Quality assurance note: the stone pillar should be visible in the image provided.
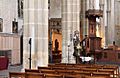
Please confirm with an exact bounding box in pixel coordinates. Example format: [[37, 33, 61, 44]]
[[61, 0, 80, 63], [94, 0, 99, 9], [99, 0, 106, 47], [89, 0, 95, 9], [106, 0, 115, 45], [81, 0, 88, 39], [115, 1, 120, 46], [109, 0, 115, 44], [23, 0, 48, 69]]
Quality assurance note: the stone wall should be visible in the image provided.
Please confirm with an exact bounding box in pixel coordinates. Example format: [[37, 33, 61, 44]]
[[0, 33, 20, 65], [0, 0, 23, 33], [49, 0, 61, 18]]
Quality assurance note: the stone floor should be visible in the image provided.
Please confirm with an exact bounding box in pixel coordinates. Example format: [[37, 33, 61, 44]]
[[0, 65, 23, 78]]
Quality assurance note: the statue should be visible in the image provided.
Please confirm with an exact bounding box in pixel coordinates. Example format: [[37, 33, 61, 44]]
[[12, 18, 18, 33], [73, 30, 82, 63], [54, 39, 59, 52]]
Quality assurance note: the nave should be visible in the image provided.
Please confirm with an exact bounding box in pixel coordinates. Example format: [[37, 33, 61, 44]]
[[8, 63, 119, 78]]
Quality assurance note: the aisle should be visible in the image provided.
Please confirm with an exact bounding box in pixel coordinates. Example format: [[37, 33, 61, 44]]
[[0, 65, 22, 78]]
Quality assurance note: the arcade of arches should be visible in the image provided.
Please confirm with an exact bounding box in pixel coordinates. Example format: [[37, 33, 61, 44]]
[[22, 0, 120, 69], [1, 0, 120, 70]]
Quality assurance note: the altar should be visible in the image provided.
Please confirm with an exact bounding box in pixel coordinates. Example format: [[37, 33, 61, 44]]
[[0, 56, 9, 70], [80, 56, 94, 63]]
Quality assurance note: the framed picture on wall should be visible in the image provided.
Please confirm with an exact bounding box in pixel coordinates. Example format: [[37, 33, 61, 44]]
[[0, 18, 3, 32], [12, 21, 18, 33], [18, 0, 23, 18]]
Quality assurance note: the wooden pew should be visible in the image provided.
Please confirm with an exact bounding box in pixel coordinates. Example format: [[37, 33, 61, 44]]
[[51, 67, 66, 70], [74, 71, 92, 76], [63, 74, 84, 78], [49, 63, 118, 71], [40, 69, 57, 74], [25, 69, 39, 73], [48, 63, 119, 78], [25, 72, 44, 78], [38, 66, 52, 70], [84, 76, 111, 78], [39, 68, 90, 77], [38, 66, 114, 77], [10, 64, 118, 78], [91, 72, 111, 78], [45, 63, 120, 77], [102, 65, 119, 78], [55, 69, 73, 75], [44, 74, 63, 78], [9, 72, 25, 78]]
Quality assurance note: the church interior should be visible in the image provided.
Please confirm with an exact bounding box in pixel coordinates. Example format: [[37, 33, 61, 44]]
[[0, 0, 120, 78]]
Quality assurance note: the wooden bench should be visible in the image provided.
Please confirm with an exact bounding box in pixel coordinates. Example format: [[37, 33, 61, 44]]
[[25, 69, 39, 73], [18, 63, 118, 78], [44, 74, 63, 78], [25, 72, 44, 78], [9, 72, 25, 78], [63, 74, 84, 78], [84, 76, 111, 78], [74, 71, 92, 76], [38, 66, 52, 70], [91, 72, 111, 78], [48, 63, 119, 78], [55, 69, 73, 75], [40, 69, 57, 74], [51, 64, 115, 78]]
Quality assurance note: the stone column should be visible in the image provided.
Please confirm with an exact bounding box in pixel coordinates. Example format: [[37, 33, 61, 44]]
[[106, 0, 115, 45], [61, 0, 80, 63], [89, 0, 95, 9], [109, 0, 115, 44], [23, 0, 48, 69], [115, 1, 120, 46], [81, 0, 88, 39], [99, 0, 106, 47]]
